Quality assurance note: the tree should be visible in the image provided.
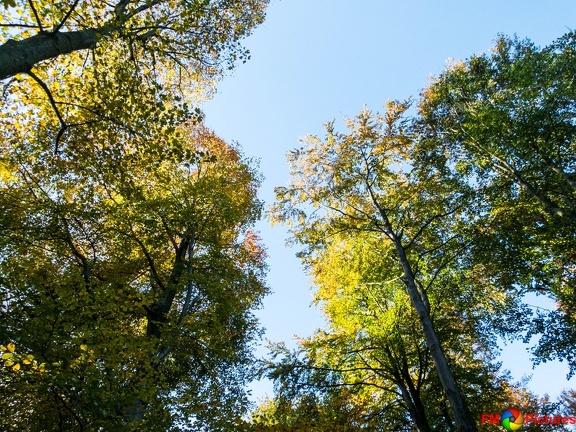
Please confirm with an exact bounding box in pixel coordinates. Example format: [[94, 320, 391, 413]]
[[559, 389, 576, 417], [0, 1, 270, 429], [0, 117, 268, 430], [271, 102, 524, 431], [259, 227, 516, 431], [419, 32, 576, 375], [0, 2, 270, 430], [493, 385, 570, 432], [250, 392, 374, 431], [0, 0, 269, 166], [0, 0, 268, 81]]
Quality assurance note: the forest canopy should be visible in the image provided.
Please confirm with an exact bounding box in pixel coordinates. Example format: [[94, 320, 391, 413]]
[[263, 32, 576, 432], [1, 1, 576, 430]]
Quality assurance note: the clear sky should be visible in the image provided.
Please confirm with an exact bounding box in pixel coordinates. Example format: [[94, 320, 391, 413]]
[[201, 0, 576, 403]]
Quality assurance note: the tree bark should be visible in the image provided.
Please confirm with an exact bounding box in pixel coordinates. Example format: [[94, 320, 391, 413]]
[[0, 28, 106, 80], [385, 345, 432, 432], [392, 233, 478, 432]]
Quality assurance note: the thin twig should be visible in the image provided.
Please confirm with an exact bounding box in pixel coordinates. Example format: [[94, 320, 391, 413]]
[[0, 22, 41, 28], [27, 0, 44, 32], [52, 0, 81, 33]]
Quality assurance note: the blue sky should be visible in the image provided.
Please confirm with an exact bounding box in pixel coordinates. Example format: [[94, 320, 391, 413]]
[[202, 0, 576, 402]]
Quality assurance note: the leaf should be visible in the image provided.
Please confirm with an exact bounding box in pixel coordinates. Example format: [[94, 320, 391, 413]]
[[0, 8, 270, 423], [0, 0, 17, 8], [419, 32, 576, 375], [6, 343, 15, 353]]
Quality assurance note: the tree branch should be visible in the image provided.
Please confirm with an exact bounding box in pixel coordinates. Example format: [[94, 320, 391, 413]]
[[60, 217, 91, 286], [0, 27, 105, 80], [27, 0, 44, 32], [53, 0, 82, 33], [125, 0, 162, 20], [130, 234, 166, 292], [178, 237, 197, 327], [0, 22, 43, 28], [26, 70, 68, 154], [404, 203, 465, 251]]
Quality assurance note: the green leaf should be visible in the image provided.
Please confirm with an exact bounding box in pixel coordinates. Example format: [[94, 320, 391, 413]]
[[0, 0, 17, 8]]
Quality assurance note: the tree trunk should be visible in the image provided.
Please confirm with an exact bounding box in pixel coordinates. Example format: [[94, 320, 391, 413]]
[[0, 28, 106, 80], [391, 234, 478, 432], [368, 178, 477, 431], [385, 345, 432, 432]]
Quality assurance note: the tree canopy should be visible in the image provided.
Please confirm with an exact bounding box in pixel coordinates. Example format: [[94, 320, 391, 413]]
[[0, 0, 269, 163], [0, 118, 268, 430], [263, 32, 576, 431], [0, 1, 272, 430], [0, 0, 268, 81], [3, 1, 576, 429], [419, 32, 576, 375], [269, 102, 527, 431]]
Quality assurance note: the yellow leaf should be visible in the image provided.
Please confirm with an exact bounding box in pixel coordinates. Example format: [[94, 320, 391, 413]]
[[7, 342, 15, 353], [0, 345, 6, 351], [2, 353, 13, 359], [4, 360, 14, 367], [12, 363, 20, 371], [23, 359, 31, 365], [80, 344, 88, 351]]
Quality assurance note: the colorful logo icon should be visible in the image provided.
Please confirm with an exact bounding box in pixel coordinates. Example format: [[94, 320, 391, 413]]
[[501, 407, 524, 431]]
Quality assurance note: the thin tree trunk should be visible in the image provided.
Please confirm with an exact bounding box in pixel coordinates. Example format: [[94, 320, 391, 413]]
[[392, 233, 478, 432], [366, 171, 477, 431], [385, 345, 432, 432]]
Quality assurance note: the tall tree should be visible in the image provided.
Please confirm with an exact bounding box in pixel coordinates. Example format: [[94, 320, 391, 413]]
[[0, 1, 270, 430], [271, 102, 521, 431], [259, 231, 515, 431], [0, 115, 268, 430], [419, 32, 576, 375]]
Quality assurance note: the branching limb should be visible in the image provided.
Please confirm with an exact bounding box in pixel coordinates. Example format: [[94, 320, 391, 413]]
[[49, 387, 86, 430], [130, 234, 166, 293], [404, 203, 465, 251], [53, 0, 81, 33], [178, 236, 197, 327], [159, 215, 179, 253], [0, 22, 41, 28], [114, 0, 132, 22], [60, 217, 91, 284], [125, 0, 162, 20], [26, 70, 68, 154]]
